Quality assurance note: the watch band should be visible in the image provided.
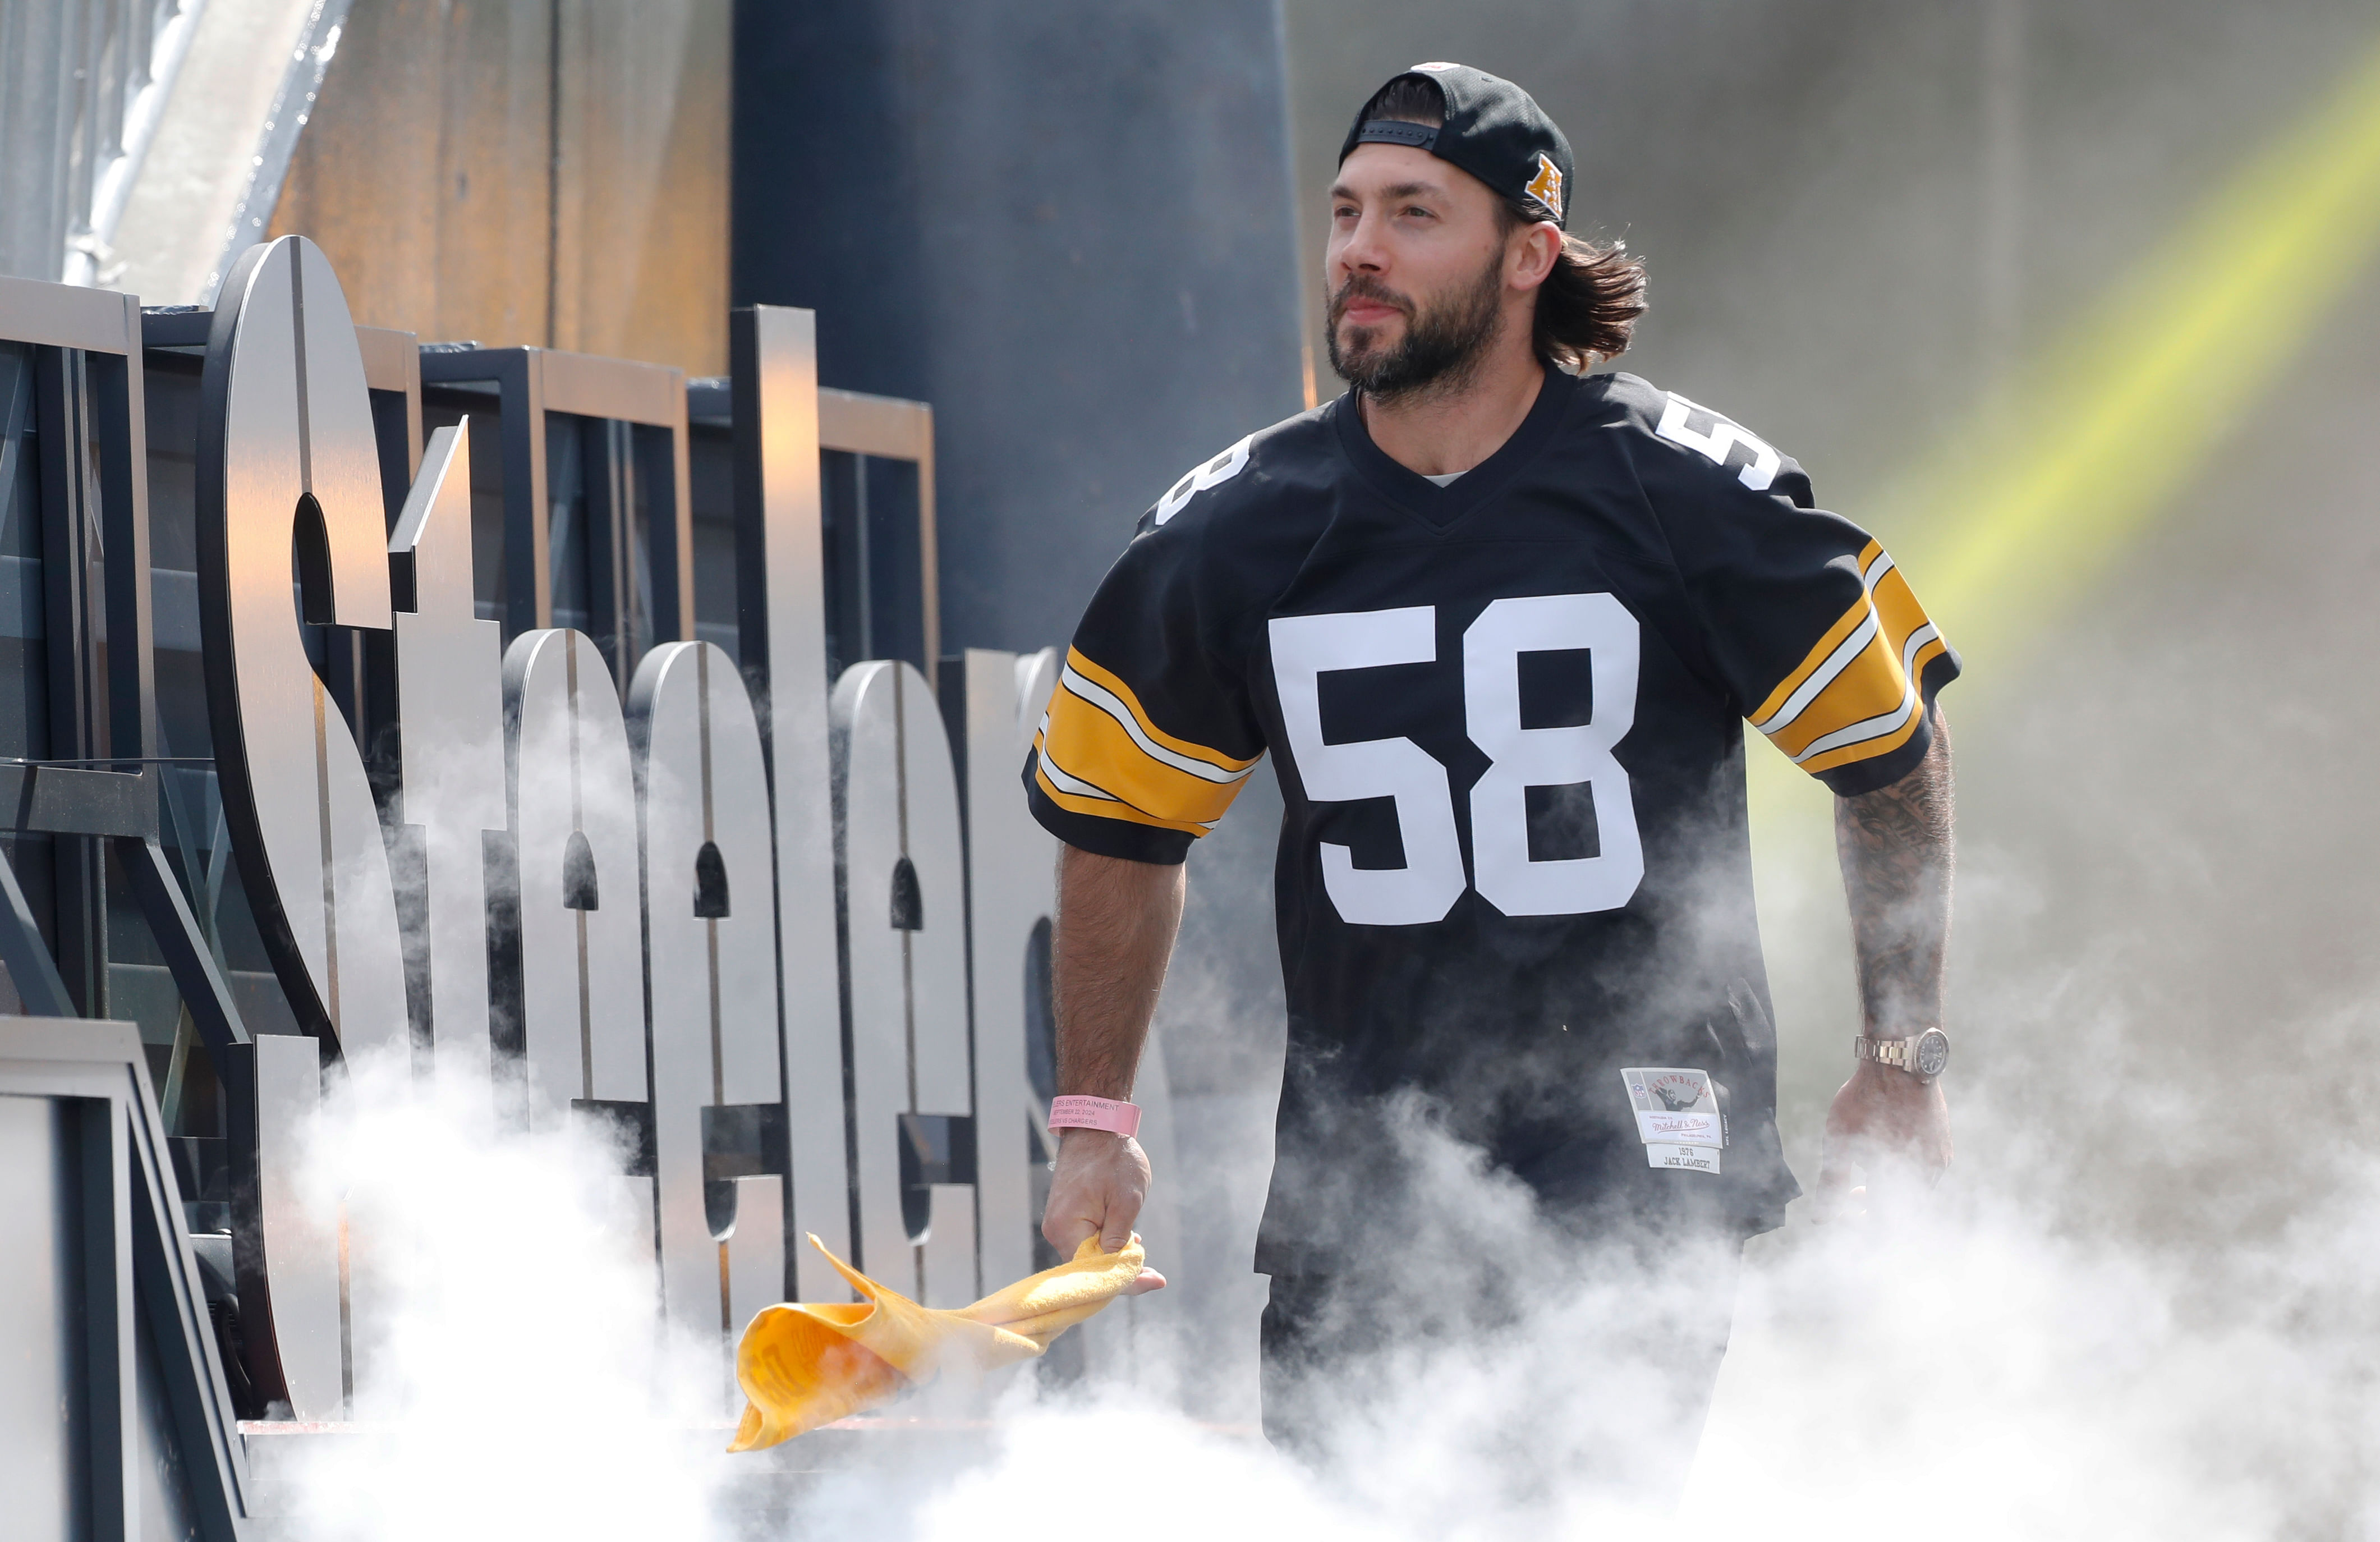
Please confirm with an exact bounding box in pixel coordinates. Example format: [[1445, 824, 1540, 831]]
[[1856, 1029, 1947, 1077], [1048, 1095, 1142, 1137]]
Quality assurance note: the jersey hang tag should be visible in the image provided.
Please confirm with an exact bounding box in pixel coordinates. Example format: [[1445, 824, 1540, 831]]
[[1620, 1067, 1724, 1174]]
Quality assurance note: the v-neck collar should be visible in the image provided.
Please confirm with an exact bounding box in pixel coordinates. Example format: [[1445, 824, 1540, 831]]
[[1331, 366, 1581, 531]]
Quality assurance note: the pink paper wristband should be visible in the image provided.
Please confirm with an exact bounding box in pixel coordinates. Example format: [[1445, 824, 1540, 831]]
[[1048, 1095, 1141, 1137]]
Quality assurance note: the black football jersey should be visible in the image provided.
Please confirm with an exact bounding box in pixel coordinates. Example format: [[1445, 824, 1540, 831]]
[[1024, 368, 1958, 1268]]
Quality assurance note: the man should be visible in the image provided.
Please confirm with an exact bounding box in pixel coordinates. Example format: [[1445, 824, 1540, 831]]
[[1024, 63, 1955, 1475]]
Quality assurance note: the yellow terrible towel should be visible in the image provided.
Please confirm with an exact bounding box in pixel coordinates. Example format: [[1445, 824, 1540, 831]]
[[729, 1232, 1148, 1451]]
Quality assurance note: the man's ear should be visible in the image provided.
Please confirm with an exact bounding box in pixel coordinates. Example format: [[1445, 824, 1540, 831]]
[[1510, 221, 1564, 292]]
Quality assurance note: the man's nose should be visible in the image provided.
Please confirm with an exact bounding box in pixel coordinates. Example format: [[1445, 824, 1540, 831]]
[[1336, 207, 1391, 274]]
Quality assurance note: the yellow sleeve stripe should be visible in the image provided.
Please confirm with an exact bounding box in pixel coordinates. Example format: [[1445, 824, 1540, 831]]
[[1748, 541, 1887, 727], [1798, 634, 1949, 775], [1031, 650, 1258, 834], [1036, 693, 1250, 828], [1062, 650, 1261, 775], [1033, 731, 1219, 838], [1037, 651, 1266, 837], [1752, 545, 1948, 774]]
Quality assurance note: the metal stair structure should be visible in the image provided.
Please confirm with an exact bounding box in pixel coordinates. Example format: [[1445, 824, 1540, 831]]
[[0, 0, 352, 301]]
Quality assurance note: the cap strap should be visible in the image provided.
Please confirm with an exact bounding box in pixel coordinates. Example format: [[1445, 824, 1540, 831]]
[[1353, 119, 1439, 152]]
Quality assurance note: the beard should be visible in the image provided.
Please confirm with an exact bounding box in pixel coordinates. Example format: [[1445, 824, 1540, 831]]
[[1326, 250, 1506, 402]]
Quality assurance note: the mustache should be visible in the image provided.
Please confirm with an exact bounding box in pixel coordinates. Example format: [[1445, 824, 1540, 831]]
[[1329, 274, 1413, 327]]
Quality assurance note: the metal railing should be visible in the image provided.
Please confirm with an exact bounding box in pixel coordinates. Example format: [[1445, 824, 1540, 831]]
[[0, 0, 206, 284]]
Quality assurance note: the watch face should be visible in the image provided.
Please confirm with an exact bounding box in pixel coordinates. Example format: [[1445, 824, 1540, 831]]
[[1914, 1029, 1950, 1078]]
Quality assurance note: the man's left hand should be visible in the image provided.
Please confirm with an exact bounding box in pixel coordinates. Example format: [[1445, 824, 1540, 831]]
[[1816, 1059, 1950, 1219]]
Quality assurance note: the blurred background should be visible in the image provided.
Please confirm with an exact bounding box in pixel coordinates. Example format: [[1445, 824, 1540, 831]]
[[7, 0, 2380, 1445]]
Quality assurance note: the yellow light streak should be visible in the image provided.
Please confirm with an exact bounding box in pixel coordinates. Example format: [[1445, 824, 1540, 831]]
[[1900, 32, 2380, 664], [1753, 32, 2380, 834], [1743, 36, 2380, 1116]]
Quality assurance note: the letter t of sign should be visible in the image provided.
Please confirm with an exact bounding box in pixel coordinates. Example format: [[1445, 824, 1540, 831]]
[[389, 420, 507, 1107]]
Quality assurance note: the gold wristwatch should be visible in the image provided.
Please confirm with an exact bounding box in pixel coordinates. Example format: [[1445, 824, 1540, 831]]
[[1855, 1028, 1950, 1081]]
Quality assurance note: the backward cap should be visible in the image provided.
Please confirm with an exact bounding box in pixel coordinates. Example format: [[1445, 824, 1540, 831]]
[[1339, 62, 1574, 227]]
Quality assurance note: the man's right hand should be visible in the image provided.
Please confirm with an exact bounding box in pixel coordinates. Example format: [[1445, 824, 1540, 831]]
[[1041, 845, 1180, 1293], [1042, 1127, 1159, 1271]]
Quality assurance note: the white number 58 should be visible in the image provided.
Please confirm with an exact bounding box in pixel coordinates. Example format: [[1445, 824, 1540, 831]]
[[1269, 595, 1644, 926]]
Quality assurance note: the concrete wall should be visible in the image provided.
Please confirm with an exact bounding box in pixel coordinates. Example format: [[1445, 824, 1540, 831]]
[[269, 0, 732, 373], [732, 0, 1309, 659]]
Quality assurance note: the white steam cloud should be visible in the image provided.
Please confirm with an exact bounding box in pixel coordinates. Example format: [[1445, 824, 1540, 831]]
[[259, 979, 2380, 1542], [270, 1052, 726, 1541]]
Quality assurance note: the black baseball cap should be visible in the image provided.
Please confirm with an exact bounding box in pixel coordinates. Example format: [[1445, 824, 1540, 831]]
[[1338, 63, 1574, 228]]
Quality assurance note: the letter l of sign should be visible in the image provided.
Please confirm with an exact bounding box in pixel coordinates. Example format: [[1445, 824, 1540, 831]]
[[731, 306, 850, 1296]]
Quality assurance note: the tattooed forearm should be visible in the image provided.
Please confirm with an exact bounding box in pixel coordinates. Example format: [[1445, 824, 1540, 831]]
[[1834, 708, 1955, 1035]]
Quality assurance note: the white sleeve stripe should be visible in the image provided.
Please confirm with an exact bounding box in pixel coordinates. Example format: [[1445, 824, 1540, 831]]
[[1900, 622, 1941, 678], [1036, 746, 1122, 802], [1038, 745, 1221, 832], [1783, 623, 1943, 766], [1750, 551, 1902, 737], [1791, 686, 1917, 764], [1752, 609, 1878, 735], [1058, 665, 1255, 784]]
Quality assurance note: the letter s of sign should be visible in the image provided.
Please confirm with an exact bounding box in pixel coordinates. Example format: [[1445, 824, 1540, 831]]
[[195, 236, 408, 1058]]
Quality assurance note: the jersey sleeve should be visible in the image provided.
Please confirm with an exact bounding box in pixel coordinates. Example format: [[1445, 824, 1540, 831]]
[[1641, 393, 1960, 797], [1023, 514, 1266, 864]]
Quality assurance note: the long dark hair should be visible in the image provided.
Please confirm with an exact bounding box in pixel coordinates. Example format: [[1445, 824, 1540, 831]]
[[1358, 76, 1647, 369], [1501, 201, 1647, 369]]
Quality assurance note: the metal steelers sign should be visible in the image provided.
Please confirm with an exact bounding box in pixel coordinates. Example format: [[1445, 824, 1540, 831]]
[[1, 233, 1168, 1428]]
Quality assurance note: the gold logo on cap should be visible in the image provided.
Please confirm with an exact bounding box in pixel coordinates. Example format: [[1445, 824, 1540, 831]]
[[1526, 153, 1564, 218]]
